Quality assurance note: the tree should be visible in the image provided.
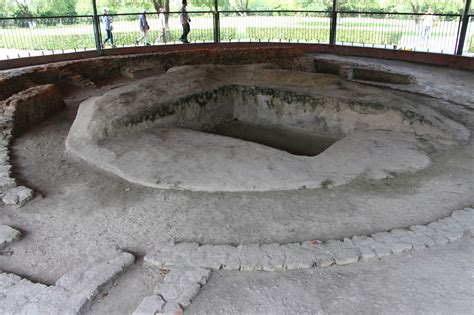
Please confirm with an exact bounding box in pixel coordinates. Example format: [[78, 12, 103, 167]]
[[0, 0, 14, 17], [36, 0, 78, 16], [382, 0, 464, 14], [12, 0, 34, 17], [297, 0, 331, 11], [152, 0, 169, 12], [231, 0, 250, 11], [192, 0, 215, 10]]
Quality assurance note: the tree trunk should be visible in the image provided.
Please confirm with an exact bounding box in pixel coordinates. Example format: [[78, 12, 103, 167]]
[[411, 3, 421, 24], [152, 0, 170, 26], [152, 0, 162, 12]]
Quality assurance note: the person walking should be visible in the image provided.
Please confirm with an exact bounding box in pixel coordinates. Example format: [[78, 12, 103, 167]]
[[136, 10, 150, 46], [422, 8, 435, 44], [158, 7, 167, 43], [102, 8, 116, 48], [179, 1, 191, 44]]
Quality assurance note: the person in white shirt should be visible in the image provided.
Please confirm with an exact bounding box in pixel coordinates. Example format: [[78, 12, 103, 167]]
[[422, 8, 435, 42], [158, 7, 167, 43]]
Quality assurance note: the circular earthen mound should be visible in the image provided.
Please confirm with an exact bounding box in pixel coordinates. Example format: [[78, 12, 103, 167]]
[[66, 64, 470, 192]]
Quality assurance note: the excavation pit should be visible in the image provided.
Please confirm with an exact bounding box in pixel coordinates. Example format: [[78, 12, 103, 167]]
[[66, 64, 470, 192], [1, 45, 474, 315], [206, 120, 338, 157]]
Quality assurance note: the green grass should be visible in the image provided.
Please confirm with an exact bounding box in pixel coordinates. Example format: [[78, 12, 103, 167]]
[[0, 27, 237, 50], [337, 29, 403, 45], [246, 27, 329, 42], [114, 28, 216, 45], [302, 21, 396, 28], [0, 32, 96, 50], [0, 23, 455, 50], [246, 27, 403, 45], [116, 27, 238, 44], [298, 21, 329, 27], [469, 36, 474, 53]]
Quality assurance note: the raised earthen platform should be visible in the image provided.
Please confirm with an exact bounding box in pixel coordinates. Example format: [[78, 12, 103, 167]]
[[0, 46, 473, 314]]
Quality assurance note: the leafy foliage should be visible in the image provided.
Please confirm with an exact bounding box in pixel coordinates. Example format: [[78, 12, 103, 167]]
[[0, 0, 467, 18], [337, 28, 403, 44], [246, 27, 329, 42]]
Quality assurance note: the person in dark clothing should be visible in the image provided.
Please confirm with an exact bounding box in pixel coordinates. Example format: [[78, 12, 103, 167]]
[[179, 1, 191, 43], [136, 10, 150, 45], [102, 8, 116, 48]]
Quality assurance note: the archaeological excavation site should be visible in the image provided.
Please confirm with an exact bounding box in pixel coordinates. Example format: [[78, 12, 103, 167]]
[[0, 45, 473, 314]]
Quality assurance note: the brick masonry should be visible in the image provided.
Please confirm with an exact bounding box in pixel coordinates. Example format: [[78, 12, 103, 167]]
[[0, 84, 65, 206]]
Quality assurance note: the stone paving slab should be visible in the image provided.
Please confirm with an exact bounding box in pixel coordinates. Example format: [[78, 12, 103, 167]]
[[132, 294, 165, 315], [139, 208, 474, 313], [0, 224, 21, 249], [134, 265, 211, 314], [1, 186, 34, 207], [145, 208, 474, 272], [0, 251, 134, 314]]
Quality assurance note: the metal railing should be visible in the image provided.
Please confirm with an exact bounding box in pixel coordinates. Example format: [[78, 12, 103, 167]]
[[336, 12, 463, 54], [97, 12, 215, 47], [218, 11, 331, 43], [0, 15, 96, 56], [463, 15, 474, 54], [1, 10, 473, 60]]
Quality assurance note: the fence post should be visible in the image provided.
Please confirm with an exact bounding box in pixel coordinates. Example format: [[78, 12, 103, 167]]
[[213, 0, 220, 43], [91, 0, 102, 50], [329, 0, 338, 45], [456, 0, 471, 55]]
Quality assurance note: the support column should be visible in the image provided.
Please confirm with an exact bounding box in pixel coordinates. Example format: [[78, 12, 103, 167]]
[[456, 0, 472, 55], [213, 0, 220, 43], [329, 0, 338, 45], [92, 0, 102, 49]]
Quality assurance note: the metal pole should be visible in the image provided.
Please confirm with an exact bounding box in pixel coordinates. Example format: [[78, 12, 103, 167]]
[[329, 0, 337, 45], [456, 0, 471, 55], [213, 0, 220, 43], [92, 0, 101, 49]]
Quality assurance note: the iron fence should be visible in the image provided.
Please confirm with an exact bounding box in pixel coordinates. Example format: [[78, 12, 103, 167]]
[[218, 11, 331, 43], [97, 12, 215, 47], [0, 15, 96, 56], [466, 15, 474, 53], [0, 10, 473, 60], [336, 12, 462, 54]]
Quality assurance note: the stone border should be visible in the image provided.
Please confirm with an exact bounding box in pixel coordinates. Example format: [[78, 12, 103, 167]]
[[133, 265, 211, 315], [138, 208, 474, 314], [307, 56, 416, 85], [0, 84, 65, 207], [0, 47, 301, 102], [0, 251, 134, 314], [301, 55, 416, 84], [0, 224, 21, 250], [0, 47, 418, 104]]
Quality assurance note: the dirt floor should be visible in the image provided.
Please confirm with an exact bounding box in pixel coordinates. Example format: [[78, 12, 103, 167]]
[[0, 55, 473, 314]]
